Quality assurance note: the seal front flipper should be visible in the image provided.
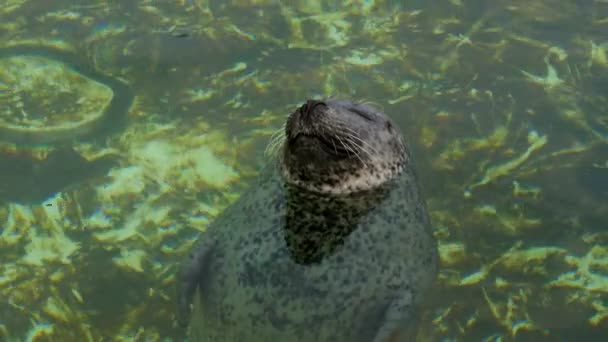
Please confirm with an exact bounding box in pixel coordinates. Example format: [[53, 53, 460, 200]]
[[372, 295, 416, 342], [176, 236, 214, 327]]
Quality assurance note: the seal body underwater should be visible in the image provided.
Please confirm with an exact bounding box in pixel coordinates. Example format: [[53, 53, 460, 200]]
[[177, 99, 438, 342]]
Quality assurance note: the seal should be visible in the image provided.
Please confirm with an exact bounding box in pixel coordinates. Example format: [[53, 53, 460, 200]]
[[176, 99, 438, 342]]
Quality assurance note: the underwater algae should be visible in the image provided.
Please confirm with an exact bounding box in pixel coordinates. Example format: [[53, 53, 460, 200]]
[[0, 0, 607, 341]]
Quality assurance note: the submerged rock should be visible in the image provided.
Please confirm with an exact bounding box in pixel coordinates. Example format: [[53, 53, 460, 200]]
[[0, 45, 133, 145]]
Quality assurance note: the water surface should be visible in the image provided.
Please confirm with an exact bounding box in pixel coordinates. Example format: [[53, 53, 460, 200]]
[[0, 1, 607, 341]]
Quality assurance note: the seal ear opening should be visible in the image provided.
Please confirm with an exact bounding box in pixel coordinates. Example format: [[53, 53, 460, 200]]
[[386, 121, 394, 133]]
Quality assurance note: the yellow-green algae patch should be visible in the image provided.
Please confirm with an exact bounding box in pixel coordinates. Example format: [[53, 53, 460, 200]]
[[97, 166, 147, 201], [471, 131, 548, 190], [22, 230, 80, 266], [438, 242, 468, 267], [113, 248, 148, 273], [550, 245, 608, 294], [590, 41, 608, 68], [43, 294, 78, 324], [1, 204, 36, 246], [92, 202, 171, 244], [131, 139, 238, 190]]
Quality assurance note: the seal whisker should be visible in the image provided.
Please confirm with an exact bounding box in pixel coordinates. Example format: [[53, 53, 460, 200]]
[[339, 127, 379, 155], [345, 138, 368, 161], [333, 134, 352, 157], [346, 133, 379, 156], [345, 134, 375, 158], [264, 138, 282, 157], [338, 132, 364, 152], [265, 124, 286, 157], [342, 135, 372, 160], [335, 134, 364, 164], [268, 126, 284, 145], [323, 128, 349, 157], [325, 129, 339, 155]]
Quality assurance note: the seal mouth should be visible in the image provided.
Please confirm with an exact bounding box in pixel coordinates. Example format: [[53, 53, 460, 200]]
[[290, 133, 351, 158]]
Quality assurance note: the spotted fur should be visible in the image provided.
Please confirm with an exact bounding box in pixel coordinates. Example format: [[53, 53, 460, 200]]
[[177, 99, 438, 342]]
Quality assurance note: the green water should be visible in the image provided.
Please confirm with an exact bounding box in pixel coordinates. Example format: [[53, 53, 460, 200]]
[[0, 1, 607, 341]]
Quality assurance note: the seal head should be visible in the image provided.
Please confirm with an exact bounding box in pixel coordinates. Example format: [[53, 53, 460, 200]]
[[281, 99, 407, 194]]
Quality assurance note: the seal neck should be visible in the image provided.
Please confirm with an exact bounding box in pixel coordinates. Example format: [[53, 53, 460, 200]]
[[280, 180, 393, 265]]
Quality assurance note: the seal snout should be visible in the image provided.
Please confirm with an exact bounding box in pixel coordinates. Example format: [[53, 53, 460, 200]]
[[287, 99, 328, 139], [299, 99, 327, 118]]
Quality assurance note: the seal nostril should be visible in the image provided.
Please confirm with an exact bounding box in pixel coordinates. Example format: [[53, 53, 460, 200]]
[[300, 100, 327, 117]]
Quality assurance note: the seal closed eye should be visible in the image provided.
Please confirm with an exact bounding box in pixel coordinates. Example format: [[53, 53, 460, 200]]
[[177, 98, 438, 342]]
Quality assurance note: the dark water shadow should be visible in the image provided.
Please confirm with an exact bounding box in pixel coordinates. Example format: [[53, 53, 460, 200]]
[[0, 147, 118, 204]]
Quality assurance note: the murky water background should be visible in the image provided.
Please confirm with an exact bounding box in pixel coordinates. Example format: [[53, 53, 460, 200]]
[[0, 1, 607, 341]]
